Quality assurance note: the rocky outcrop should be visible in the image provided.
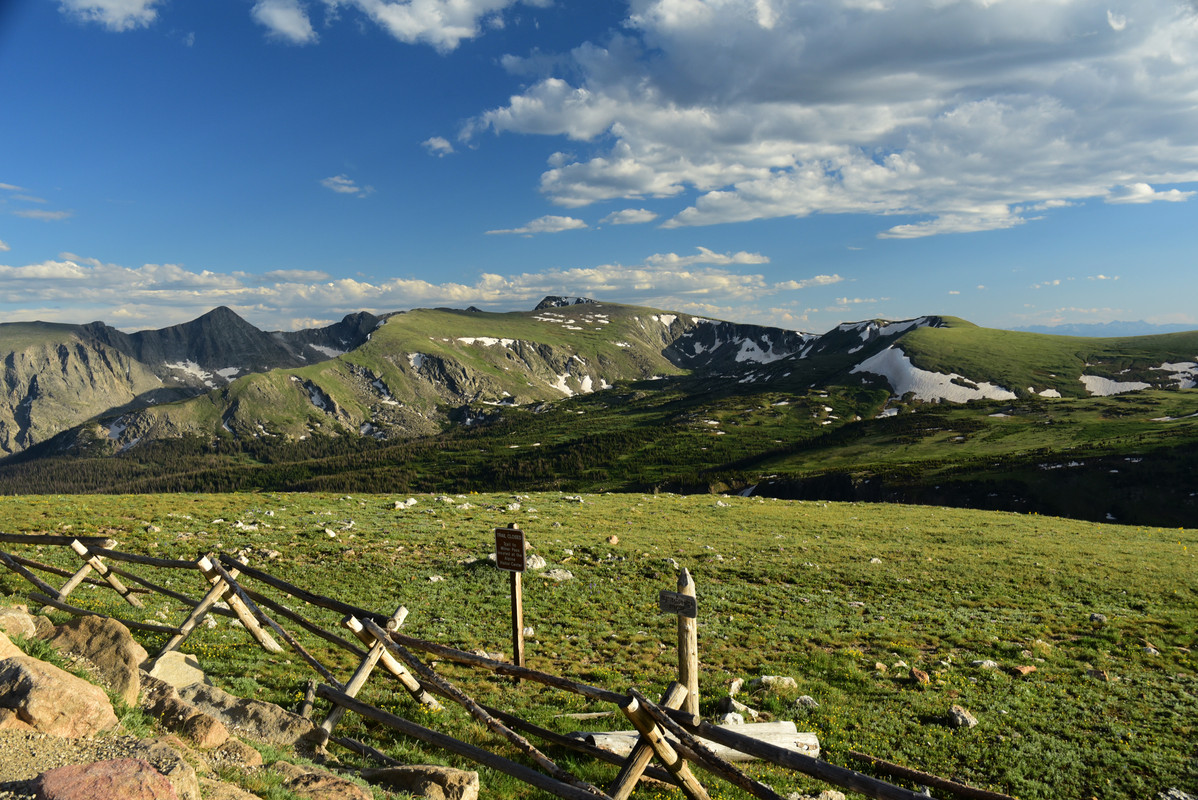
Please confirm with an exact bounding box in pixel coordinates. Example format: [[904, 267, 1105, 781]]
[[32, 757, 179, 800], [42, 615, 148, 707], [273, 760, 373, 800], [179, 683, 319, 747], [0, 656, 119, 737], [363, 765, 481, 800]]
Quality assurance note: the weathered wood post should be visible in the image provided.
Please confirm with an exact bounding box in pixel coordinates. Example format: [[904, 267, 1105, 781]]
[[660, 568, 700, 715], [493, 522, 526, 678]]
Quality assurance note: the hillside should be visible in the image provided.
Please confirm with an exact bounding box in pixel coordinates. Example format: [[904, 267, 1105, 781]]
[[2, 301, 1196, 526]]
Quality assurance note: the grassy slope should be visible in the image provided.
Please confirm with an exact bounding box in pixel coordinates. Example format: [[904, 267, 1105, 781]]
[[0, 492, 1193, 799], [901, 319, 1198, 397]]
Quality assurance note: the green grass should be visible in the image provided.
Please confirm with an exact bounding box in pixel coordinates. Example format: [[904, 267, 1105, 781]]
[[1, 492, 1194, 799]]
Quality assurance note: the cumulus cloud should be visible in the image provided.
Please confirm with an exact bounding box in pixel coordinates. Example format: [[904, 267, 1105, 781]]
[[59, 0, 161, 31], [320, 174, 374, 197], [323, 0, 548, 52], [486, 215, 588, 235], [0, 240, 9, 252], [466, 0, 1198, 237], [774, 274, 843, 291], [1106, 183, 1196, 204], [0, 249, 833, 331], [252, 0, 318, 44], [422, 136, 455, 157], [601, 208, 658, 225]]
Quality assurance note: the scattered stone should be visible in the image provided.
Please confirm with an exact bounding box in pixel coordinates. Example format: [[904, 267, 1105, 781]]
[[0, 656, 118, 738], [203, 738, 263, 770], [748, 675, 797, 693], [539, 569, 574, 581], [148, 651, 209, 690], [1086, 668, 1113, 682], [869, 557, 882, 564], [874, 662, 888, 673], [362, 765, 480, 800], [525, 554, 547, 570], [787, 791, 845, 800], [0, 606, 37, 639], [1144, 646, 1160, 655], [795, 695, 820, 709], [1011, 665, 1037, 677], [971, 659, 998, 670], [606, 535, 619, 545], [910, 668, 931, 685], [139, 674, 229, 749], [43, 616, 148, 707], [715, 695, 760, 721], [32, 758, 178, 800], [428, 575, 445, 582], [717, 712, 745, 725], [198, 777, 262, 800], [179, 683, 318, 747], [522, 626, 535, 638], [1090, 613, 1108, 624], [1158, 790, 1197, 800], [272, 760, 372, 800], [947, 705, 978, 729], [847, 601, 865, 608], [728, 678, 744, 697]]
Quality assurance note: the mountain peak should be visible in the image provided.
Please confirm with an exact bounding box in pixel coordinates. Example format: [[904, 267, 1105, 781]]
[[535, 296, 596, 311]]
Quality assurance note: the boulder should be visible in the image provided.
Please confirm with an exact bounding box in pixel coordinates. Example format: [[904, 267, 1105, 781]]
[[715, 695, 759, 721], [948, 704, 978, 729], [32, 758, 178, 800], [179, 683, 318, 747], [0, 656, 118, 737], [139, 674, 228, 749], [204, 738, 263, 770], [198, 777, 263, 800], [273, 761, 373, 800], [148, 651, 209, 689], [748, 675, 797, 693], [362, 765, 481, 800], [42, 616, 147, 707], [0, 605, 37, 639], [0, 630, 24, 660], [128, 738, 201, 800]]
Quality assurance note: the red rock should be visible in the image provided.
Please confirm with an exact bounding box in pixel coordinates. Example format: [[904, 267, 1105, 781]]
[[33, 758, 178, 800]]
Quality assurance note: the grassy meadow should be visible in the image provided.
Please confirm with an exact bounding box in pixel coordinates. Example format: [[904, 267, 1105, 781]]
[[0, 491, 1194, 799]]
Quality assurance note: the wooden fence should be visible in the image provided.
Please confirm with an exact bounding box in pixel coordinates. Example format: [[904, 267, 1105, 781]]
[[0, 531, 1010, 800]]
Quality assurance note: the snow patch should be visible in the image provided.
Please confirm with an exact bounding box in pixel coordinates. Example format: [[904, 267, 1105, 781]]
[[653, 314, 677, 327], [1080, 375, 1151, 396], [1153, 361, 1198, 389], [309, 345, 345, 359], [851, 346, 1017, 402], [734, 337, 788, 364], [458, 337, 515, 348], [408, 353, 427, 370], [216, 367, 241, 380]]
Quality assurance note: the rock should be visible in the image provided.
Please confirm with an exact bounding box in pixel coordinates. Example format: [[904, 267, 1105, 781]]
[[1159, 790, 1198, 800], [32, 758, 178, 800], [525, 554, 547, 570], [1011, 665, 1037, 677], [971, 659, 998, 669], [31, 615, 56, 639], [948, 705, 978, 729], [273, 761, 372, 800], [129, 739, 200, 800], [0, 630, 24, 660], [1090, 613, 1108, 624], [873, 662, 888, 673], [362, 765, 481, 800], [148, 651, 210, 690], [204, 738, 264, 770], [0, 706, 36, 731], [795, 695, 820, 709], [910, 668, 931, 685], [728, 678, 744, 697], [539, 568, 574, 581], [715, 695, 760, 721], [869, 557, 883, 564], [0, 606, 37, 639], [717, 712, 745, 725], [606, 535, 619, 545], [1144, 646, 1160, 655], [43, 616, 147, 707], [787, 792, 846, 800], [0, 656, 118, 738], [748, 675, 797, 693], [179, 683, 318, 747], [141, 673, 228, 748], [1086, 668, 1112, 682], [198, 777, 262, 800]]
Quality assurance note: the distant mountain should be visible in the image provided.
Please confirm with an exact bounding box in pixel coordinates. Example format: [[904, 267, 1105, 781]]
[[3, 300, 1197, 464], [1010, 321, 1196, 337]]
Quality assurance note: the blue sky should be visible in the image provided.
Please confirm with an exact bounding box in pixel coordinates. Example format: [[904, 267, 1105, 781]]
[[1, 0, 1195, 334]]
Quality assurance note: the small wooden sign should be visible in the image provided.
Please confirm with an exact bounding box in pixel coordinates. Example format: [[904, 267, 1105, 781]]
[[494, 526, 526, 572], [658, 589, 697, 618]]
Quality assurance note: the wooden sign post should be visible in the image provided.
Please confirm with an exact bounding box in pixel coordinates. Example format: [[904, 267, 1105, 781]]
[[659, 568, 699, 715], [494, 524, 526, 677]]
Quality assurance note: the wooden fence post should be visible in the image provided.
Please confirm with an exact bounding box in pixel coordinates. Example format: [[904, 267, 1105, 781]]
[[678, 568, 699, 716]]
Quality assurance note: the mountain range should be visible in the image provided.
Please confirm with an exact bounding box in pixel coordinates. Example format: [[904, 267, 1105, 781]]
[[2, 298, 1196, 525]]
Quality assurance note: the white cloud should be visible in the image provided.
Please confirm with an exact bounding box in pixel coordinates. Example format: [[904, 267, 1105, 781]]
[[466, 0, 1198, 237], [0, 250, 825, 331], [323, 0, 543, 52], [252, 0, 318, 44], [13, 209, 73, 221], [1032, 279, 1063, 289], [1106, 182, 1196, 204], [948, 290, 960, 295], [422, 136, 455, 157], [486, 215, 588, 235], [0, 240, 9, 252], [0, 183, 25, 192], [775, 274, 843, 291], [320, 174, 374, 197], [1088, 274, 1120, 281], [644, 246, 767, 267], [600, 208, 658, 225], [59, 0, 160, 31]]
